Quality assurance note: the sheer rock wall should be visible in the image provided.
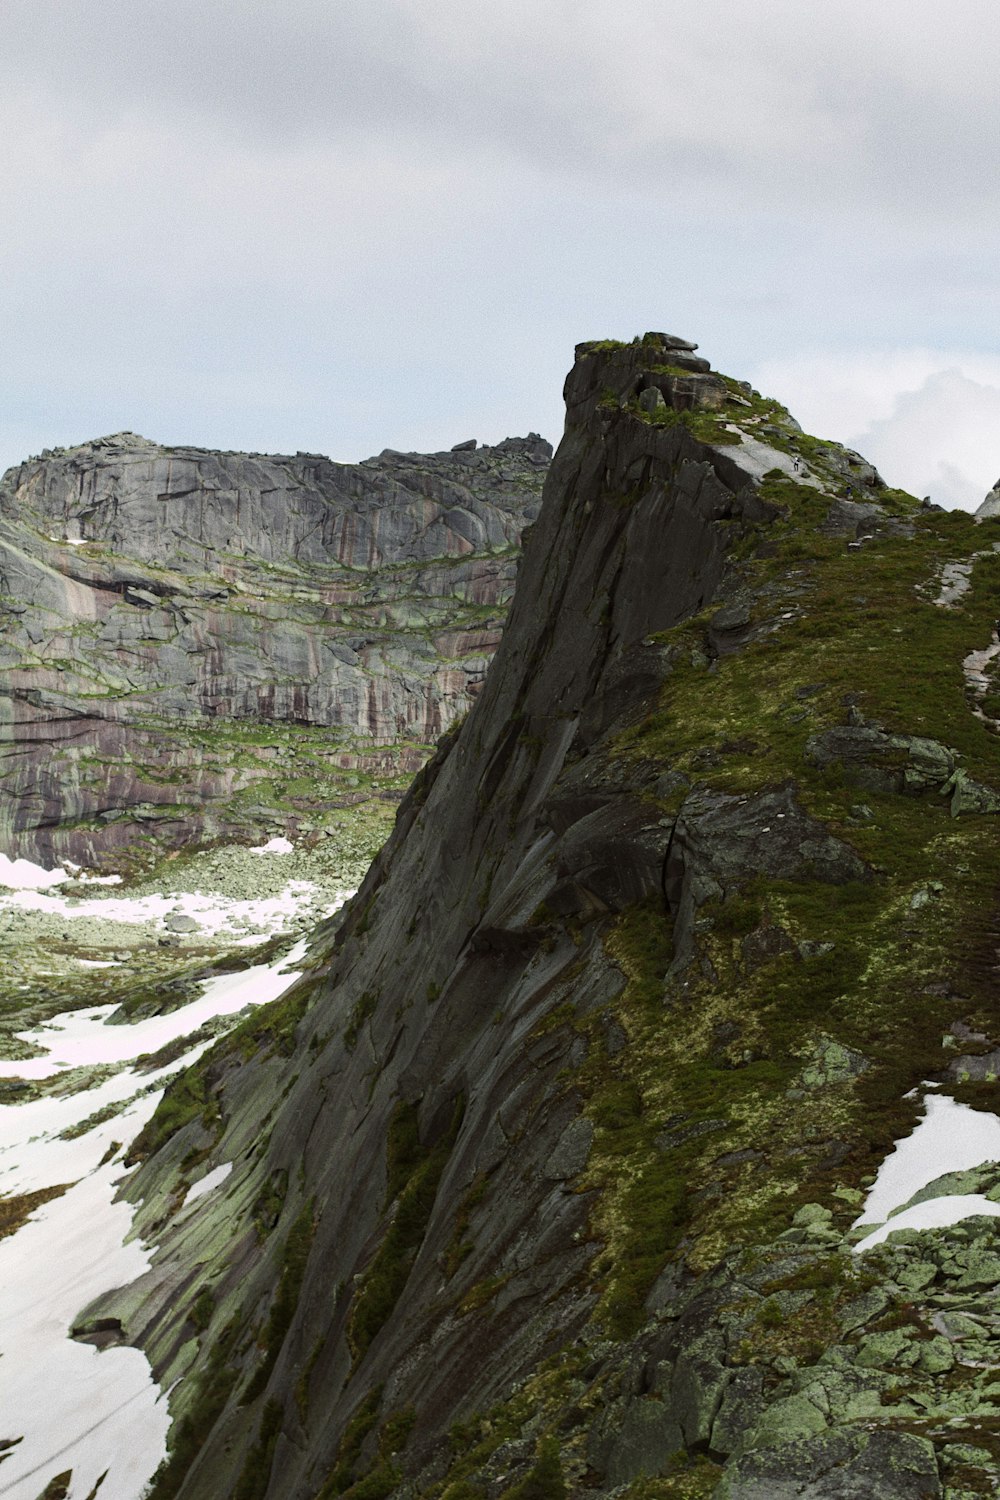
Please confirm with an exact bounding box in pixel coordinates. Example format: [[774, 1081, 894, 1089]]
[[0, 432, 550, 864]]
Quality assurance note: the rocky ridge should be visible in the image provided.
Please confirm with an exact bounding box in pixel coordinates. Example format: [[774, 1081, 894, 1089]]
[[0, 430, 549, 867], [81, 335, 1000, 1498]]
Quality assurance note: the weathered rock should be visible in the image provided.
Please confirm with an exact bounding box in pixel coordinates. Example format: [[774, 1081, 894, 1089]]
[[717, 1428, 942, 1499], [975, 479, 1000, 521], [667, 782, 869, 968], [0, 432, 550, 862], [165, 914, 199, 934], [543, 1118, 594, 1180], [799, 1038, 871, 1089], [805, 725, 1000, 817], [597, 1396, 684, 1486], [84, 337, 996, 1500]]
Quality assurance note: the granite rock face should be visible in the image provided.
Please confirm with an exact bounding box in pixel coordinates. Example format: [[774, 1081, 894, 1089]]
[[975, 478, 1000, 520], [89, 337, 1000, 1499], [0, 430, 549, 864]]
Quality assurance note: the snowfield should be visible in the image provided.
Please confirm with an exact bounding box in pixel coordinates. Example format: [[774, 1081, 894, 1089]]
[[0, 844, 348, 1500]]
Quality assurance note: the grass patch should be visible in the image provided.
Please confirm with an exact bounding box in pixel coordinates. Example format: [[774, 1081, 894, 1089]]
[[0, 1183, 72, 1240], [125, 1062, 216, 1165]]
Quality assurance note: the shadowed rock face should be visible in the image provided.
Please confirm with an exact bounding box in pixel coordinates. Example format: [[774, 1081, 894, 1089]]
[[88, 339, 1000, 1498], [0, 431, 549, 864]]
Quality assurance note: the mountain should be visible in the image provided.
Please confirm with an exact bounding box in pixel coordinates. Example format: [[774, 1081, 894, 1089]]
[[0, 431, 549, 868], [86, 335, 1000, 1498]]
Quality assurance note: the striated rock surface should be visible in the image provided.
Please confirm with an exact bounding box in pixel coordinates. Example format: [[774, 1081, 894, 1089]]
[[84, 337, 1000, 1498], [0, 431, 549, 865]]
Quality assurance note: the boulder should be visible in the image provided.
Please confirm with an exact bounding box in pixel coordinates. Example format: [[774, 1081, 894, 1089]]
[[717, 1427, 942, 1499]]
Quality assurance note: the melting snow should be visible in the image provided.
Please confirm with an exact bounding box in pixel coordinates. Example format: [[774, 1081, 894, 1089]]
[[0, 939, 308, 1079], [0, 882, 322, 939], [854, 1194, 1000, 1252], [0, 1118, 169, 1500], [250, 836, 295, 855], [853, 1093, 1000, 1256]]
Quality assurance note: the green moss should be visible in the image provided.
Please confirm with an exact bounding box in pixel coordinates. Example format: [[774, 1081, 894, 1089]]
[[443, 1171, 491, 1278], [384, 1099, 424, 1202], [125, 1062, 216, 1165], [345, 989, 379, 1051], [347, 1095, 465, 1363], [252, 1169, 288, 1242], [565, 454, 1000, 1317], [458, 1273, 511, 1315], [316, 1394, 415, 1500], [146, 1317, 241, 1499], [498, 1437, 566, 1500], [335, 1467, 399, 1500], [317, 1385, 384, 1498], [190, 1286, 215, 1333], [242, 1199, 316, 1403], [225, 975, 318, 1061], [619, 1455, 723, 1498], [234, 1398, 283, 1500], [631, 400, 741, 446]]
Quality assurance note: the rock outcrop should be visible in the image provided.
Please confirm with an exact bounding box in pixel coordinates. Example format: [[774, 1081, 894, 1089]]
[[86, 336, 1000, 1498], [0, 431, 549, 865], [976, 477, 1000, 520]]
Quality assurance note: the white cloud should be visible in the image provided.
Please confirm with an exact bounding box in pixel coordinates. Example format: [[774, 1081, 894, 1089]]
[[749, 352, 1000, 511], [0, 2, 999, 474], [855, 369, 1000, 510]]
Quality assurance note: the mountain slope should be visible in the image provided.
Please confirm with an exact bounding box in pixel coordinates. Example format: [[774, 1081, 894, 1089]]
[[0, 431, 549, 867], [97, 335, 1000, 1499]]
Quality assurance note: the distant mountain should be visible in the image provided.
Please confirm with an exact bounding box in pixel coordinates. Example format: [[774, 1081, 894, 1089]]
[[0, 431, 549, 866], [86, 336, 1000, 1498]]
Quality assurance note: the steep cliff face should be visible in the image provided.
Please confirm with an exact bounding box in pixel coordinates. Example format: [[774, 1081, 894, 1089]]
[[100, 336, 1000, 1499], [0, 431, 549, 866]]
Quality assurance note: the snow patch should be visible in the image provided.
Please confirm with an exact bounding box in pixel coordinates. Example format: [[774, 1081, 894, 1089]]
[[0, 1089, 170, 1499], [854, 1093, 1000, 1229], [854, 1194, 1000, 1252], [0, 854, 69, 891], [250, 836, 294, 855], [0, 880, 323, 939], [0, 940, 309, 1495], [184, 1161, 233, 1207], [0, 945, 307, 1079]]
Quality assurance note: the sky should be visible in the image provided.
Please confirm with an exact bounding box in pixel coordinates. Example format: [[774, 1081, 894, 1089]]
[[1, 1, 998, 509]]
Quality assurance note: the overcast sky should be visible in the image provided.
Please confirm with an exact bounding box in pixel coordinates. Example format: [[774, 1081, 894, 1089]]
[[2, 1, 998, 507]]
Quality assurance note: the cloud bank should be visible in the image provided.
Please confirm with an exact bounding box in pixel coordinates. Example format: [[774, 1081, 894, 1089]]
[[0, 2, 997, 489]]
